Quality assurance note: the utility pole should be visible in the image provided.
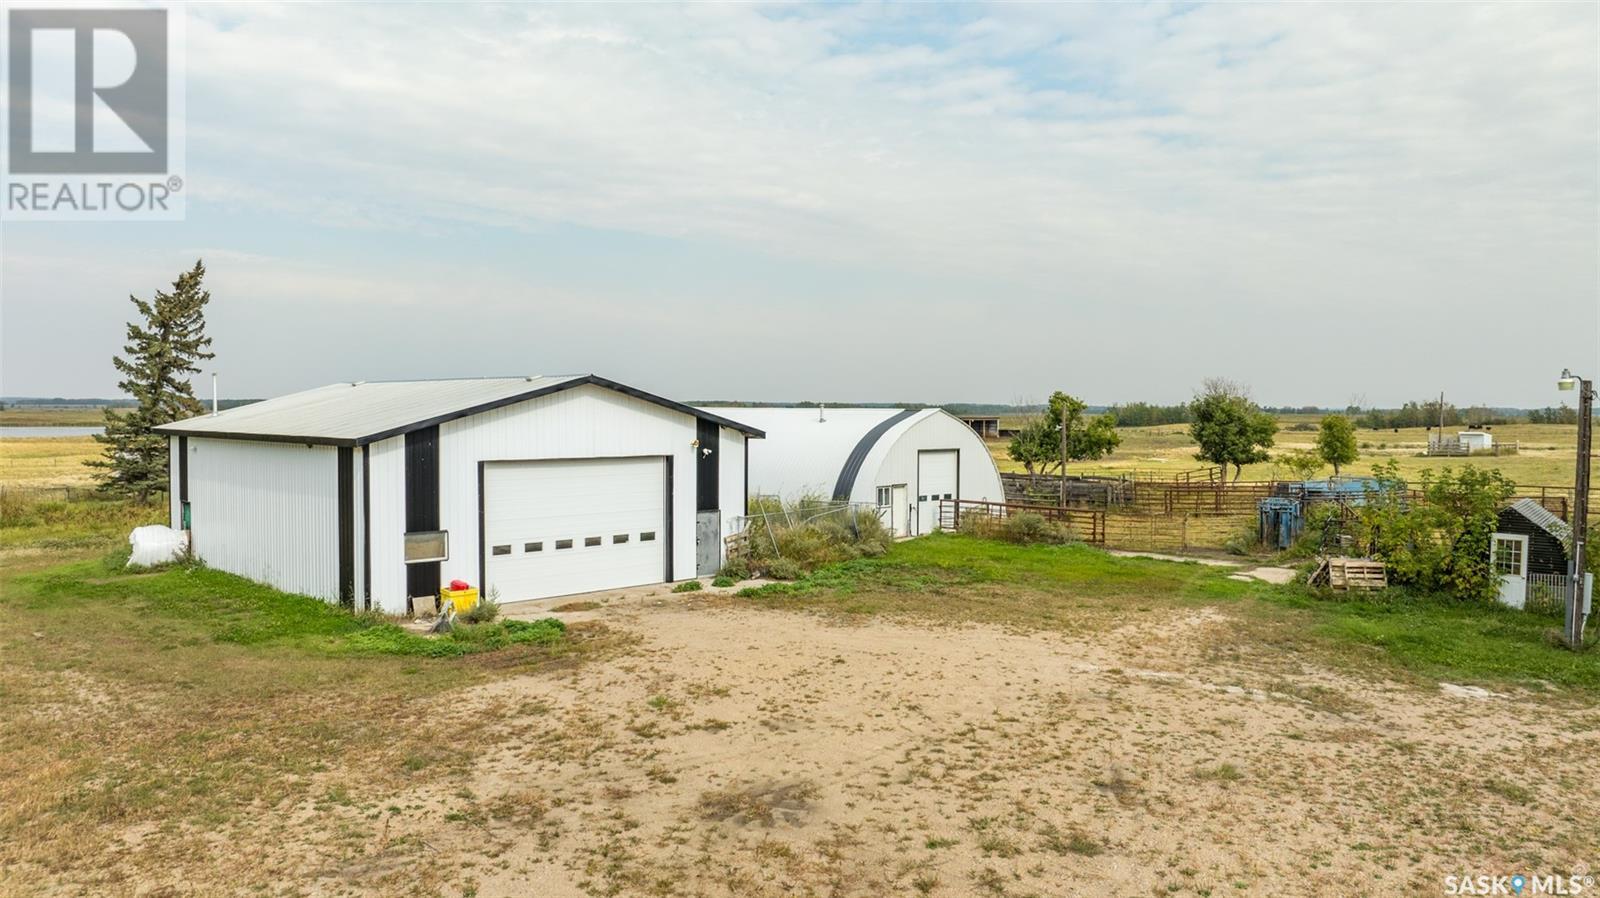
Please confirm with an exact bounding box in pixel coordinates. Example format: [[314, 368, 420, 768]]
[[1559, 370, 1593, 649], [1059, 398, 1069, 509]]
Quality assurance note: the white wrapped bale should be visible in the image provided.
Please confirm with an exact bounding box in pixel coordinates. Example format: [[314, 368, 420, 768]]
[[128, 525, 189, 568]]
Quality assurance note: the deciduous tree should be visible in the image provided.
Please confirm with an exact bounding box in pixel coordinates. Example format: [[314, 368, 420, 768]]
[[1187, 378, 1277, 481], [1314, 414, 1359, 476], [1006, 392, 1121, 485]]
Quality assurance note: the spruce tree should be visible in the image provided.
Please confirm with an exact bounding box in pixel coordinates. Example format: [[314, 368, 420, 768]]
[[89, 260, 215, 500]]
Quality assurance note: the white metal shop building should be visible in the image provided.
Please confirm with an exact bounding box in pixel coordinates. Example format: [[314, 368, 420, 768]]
[[696, 406, 1004, 537], [155, 376, 762, 613]]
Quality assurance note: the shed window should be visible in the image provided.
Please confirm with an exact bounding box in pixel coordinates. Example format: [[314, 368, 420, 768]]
[[404, 530, 449, 563], [525, 542, 543, 553], [555, 539, 573, 550], [585, 536, 602, 547], [491, 544, 511, 556], [1492, 536, 1525, 575]]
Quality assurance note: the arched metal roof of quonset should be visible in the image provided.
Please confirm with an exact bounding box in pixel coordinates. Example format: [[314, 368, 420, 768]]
[[698, 406, 934, 501]]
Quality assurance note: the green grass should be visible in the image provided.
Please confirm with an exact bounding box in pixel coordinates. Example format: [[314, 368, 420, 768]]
[[0, 550, 617, 892], [0, 493, 164, 550], [13, 557, 571, 659], [1265, 586, 1598, 691], [738, 534, 1253, 626], [735, 533, 1600, 694]]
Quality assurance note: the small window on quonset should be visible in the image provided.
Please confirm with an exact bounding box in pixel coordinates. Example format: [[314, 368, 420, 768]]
[[556, 539, 573, 550], [491, 544, 511, 556], [613, 534, 629, 544], [525, 542, 543, 553], [585, 536, 602, 547], [404, 530, 449, 563], [640, 531, 657, 542]]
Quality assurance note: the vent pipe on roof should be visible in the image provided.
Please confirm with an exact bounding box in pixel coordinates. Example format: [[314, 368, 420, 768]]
[[818, 404, 826, 423], [211, 373, 218, 417]]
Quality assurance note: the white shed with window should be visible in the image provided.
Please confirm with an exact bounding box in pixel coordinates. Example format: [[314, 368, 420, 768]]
[[696, 406, 1004, 537], [157, 376, 762, 613]]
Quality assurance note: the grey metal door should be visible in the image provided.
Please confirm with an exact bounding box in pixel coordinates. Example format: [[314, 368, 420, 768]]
[[695, 511, 721, 576]]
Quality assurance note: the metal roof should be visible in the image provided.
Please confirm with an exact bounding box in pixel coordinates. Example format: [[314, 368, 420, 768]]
[[156, 375, 764, 446], [697, 406, 936, 500], [1505, 498, 1573, 545]]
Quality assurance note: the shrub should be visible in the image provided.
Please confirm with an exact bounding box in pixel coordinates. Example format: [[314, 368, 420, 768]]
[[1222, 517, 1264, 556], [503, 617, 566, 645], [763, 557, 806, 580], [672, 580, 704, 593], [461, 587, 500, 624], [959, 511, 1073, 546], [718, 560, 751, 581], [711, 575, 736, 588], [1353, 460, 1515, 601], [739, 495, 891, 576]]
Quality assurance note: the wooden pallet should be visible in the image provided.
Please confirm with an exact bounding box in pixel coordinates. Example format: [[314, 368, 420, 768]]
[[1309, 557, 1388, 591]]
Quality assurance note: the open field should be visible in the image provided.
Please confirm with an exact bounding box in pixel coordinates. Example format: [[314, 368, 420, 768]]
[[0, 407, 110, 426], [3, 517, 1597, 898], [991, 420, 1591, 488], [0, 435, 104, 489]]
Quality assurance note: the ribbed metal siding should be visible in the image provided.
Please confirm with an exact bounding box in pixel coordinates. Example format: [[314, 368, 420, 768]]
[[437, 384, 699, 591], [187, 437, 339, 600], [853, 411, 1005, 507], [718, 429, 746, 558], [365, 435, 408, 613]]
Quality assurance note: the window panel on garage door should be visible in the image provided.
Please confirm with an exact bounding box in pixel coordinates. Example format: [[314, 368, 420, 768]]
[[484, 457, 668, 602]]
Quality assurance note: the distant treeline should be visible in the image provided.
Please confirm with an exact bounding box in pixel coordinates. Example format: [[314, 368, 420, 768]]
[[0, 397, 259, 411], [1099, 402, 1191, 426]]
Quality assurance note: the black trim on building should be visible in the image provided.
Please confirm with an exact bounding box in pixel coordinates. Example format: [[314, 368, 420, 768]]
[[337, 447, 354, 608], [404, 426, 441, 607], [477, 461, 486, 595], [696, 418, 719, 512], [665, 456, 675, 582], [361, 447, 371, 610], [155, 375, 767, 446], [176, 435, 189, 530], [177, 436, 189, 502], [743, 436, 749, 517], [831, 409, 919, 500]]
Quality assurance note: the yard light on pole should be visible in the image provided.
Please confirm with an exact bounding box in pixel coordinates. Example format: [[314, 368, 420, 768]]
[[1557, 368, 1593, 649]]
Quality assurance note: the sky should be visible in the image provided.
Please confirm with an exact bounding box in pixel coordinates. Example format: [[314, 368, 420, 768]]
[[1, 2, 1596, 408]]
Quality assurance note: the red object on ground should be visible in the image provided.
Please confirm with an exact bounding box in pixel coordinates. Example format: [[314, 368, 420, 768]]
[[449, 579, 470, 591]]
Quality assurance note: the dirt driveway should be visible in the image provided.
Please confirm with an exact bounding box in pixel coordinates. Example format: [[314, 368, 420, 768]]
[[213, 592, 1595, 898]]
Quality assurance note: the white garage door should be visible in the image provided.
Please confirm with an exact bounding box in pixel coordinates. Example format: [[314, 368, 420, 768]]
[[916, 449, 958, 535], [484, 457, 668, 602]]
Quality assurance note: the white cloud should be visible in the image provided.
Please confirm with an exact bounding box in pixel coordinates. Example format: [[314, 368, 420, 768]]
[[3, 3, 1595, 404]]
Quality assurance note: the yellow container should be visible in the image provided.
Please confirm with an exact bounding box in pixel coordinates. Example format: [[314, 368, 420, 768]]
[[440, 586, 479, 614]]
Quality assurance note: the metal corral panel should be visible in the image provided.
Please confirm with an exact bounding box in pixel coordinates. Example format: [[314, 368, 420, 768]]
[[186, 437, 339, 600], [365, 435, 408, 613], [697, 406, 908, 501]]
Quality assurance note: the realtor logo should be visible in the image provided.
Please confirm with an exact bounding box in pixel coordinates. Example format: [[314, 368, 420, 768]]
[[3, 6, 185, 219]]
